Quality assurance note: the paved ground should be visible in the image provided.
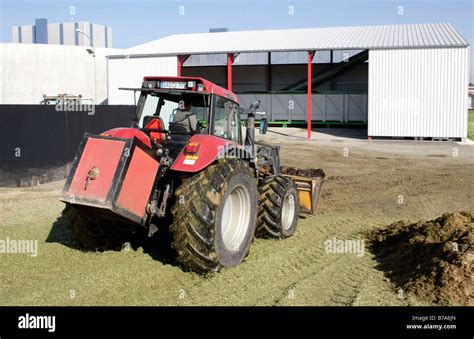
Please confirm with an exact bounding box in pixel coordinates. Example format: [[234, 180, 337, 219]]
[[0, 127, 473, 306]]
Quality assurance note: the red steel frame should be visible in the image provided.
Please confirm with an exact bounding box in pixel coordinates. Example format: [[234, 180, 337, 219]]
[[177, 55, 190, 77], [307, 51, 315, 139], [227, 53, 235, 91], [178, 50, 317, 139]]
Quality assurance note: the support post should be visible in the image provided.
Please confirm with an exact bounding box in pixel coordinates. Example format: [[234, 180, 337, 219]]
[[267, 52, 272, 92], [177, 55, 190, 77], [227, 53, 235, 91], [307, 51, 315, 139], [330, 50, 334, 91]]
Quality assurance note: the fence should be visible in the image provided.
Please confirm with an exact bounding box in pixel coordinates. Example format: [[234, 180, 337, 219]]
[[0, 105, 135, 187], [237, 93, 368, 123]]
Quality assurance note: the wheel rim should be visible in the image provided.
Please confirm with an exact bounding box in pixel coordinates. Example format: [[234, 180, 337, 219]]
[[221, 184, 251, 251], [281, 193, 296, 231]]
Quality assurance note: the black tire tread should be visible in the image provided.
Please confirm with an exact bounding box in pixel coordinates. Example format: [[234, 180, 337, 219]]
[[170, 158, 254, 273], [256, 175, 299, 238]]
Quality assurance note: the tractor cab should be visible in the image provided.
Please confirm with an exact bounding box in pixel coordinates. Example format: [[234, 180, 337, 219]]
[[129, 76, 242, 157]]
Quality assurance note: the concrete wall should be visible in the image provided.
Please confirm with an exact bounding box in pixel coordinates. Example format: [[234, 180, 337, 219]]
[[0, 43, 122, 105]]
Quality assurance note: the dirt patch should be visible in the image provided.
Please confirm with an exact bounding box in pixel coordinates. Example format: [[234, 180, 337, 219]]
[[280, 166, 325, 178], [368, 212, 474, 306]]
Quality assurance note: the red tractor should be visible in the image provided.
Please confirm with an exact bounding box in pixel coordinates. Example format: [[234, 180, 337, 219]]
[[61, 76, 305, 273]]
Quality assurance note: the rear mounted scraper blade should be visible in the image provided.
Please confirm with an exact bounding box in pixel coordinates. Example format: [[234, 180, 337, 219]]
[[61, 133, 160, 225]]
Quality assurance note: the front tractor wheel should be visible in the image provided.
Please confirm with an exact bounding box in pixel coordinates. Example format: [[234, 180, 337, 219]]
[[256, 176, 300, 238], [170, 159, 258, 273]]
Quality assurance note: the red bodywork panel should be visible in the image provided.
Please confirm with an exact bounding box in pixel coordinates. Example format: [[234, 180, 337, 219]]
[[171, 134, 243, 173], [101, 128, 152, 148], [143, 76, 239, 104], [116, 146, 159, 217], [67, 138, 126, 201]]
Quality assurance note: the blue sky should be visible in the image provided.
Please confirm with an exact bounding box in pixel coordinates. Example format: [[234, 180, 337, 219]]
[[1, 0, 473, 81]]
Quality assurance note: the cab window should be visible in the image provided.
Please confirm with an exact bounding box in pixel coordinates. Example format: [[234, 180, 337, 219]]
[[213, 96, 240, 143]]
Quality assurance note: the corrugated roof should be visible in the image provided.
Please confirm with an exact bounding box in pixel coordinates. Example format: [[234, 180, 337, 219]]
[[110, 23, 469, 58]]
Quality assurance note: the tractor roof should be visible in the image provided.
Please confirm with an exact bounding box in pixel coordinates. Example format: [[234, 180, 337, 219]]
[[143, 76, 239, 104]]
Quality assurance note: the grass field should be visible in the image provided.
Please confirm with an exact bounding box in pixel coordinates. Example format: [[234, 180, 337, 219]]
[[1, 132, 473, 306], [468, 109, 474, 140]]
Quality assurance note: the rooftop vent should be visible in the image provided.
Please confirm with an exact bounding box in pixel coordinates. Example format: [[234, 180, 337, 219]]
[[209, 28, 229, 33]]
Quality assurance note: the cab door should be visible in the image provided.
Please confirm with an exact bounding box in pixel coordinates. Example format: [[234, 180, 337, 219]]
[[211, 95, 241, 144]]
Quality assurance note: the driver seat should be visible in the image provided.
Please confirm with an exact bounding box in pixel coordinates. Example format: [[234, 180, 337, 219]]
[[143, 116, 165, 144], [167, 110, 199, 156]]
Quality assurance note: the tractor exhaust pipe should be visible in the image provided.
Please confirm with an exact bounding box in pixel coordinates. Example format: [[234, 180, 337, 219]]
[[242, 100, 260, 158]]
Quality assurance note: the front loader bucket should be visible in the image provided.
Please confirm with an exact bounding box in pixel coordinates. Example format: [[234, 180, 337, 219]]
[[61, 133, 160, 225], [281, 167, 325, 215]]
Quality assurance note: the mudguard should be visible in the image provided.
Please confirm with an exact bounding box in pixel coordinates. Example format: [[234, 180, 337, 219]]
[[170, 134, 252, 173]]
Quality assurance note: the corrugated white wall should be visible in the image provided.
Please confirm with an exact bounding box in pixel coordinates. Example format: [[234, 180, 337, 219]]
[[368, 47, 469, 139], [107, 56, 178, 126]]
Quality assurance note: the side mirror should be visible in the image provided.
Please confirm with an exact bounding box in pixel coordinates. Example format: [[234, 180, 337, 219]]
[[249, 100, 260, 111], [259, 118, 268, 135]]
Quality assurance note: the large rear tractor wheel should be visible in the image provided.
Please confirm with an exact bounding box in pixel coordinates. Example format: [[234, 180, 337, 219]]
[[65, 205, 134, 251], [170, 159, 258, 273], [256, 176, 300, 239]]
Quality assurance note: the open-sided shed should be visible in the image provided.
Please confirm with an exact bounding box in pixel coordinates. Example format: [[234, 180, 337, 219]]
[[107, 23, 470, 140]]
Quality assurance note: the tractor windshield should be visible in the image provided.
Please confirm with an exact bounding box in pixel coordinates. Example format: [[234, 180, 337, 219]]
[[134, 90, 210, 130]]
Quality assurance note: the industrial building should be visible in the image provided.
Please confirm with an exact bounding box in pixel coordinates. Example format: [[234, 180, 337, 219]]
[[107, 23, 470, 141], [12, 18, 112, 48], [0, 43, 118, 105]]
